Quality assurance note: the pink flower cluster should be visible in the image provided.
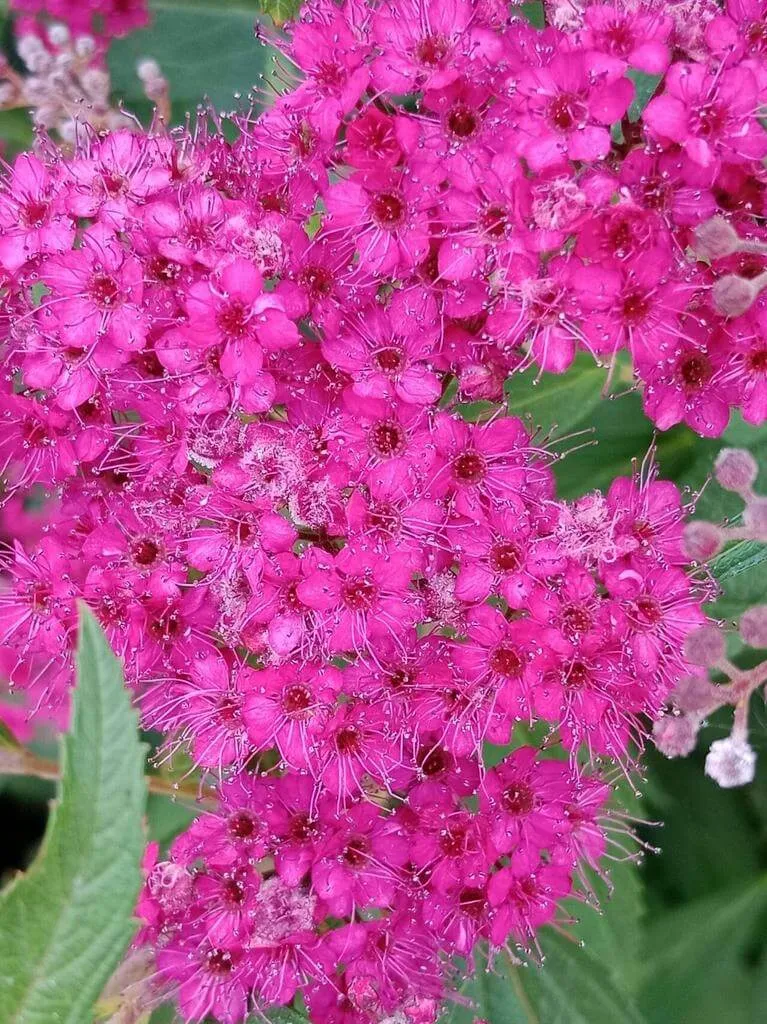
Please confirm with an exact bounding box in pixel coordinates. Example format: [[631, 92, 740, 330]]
[[241, 0, 767, 438], [0, 0, 727, 1021], [9, 0, 149, 39]]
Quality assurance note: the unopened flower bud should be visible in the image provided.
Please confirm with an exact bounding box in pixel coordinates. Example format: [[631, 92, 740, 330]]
[[683, 520, 722, 560], [673, 673, 720, 714], [705, 736, 756, 787], [137, 58, 162, 83], [711, 271, 767, 318], [47, 22, 70, 48], [739, 605, 767, 649], [684, 624, 725, 667], [714, 448, 758, 495], [743, 497, 767, 541], [694, 217, 743, 261], [653, 713, 700, 758]]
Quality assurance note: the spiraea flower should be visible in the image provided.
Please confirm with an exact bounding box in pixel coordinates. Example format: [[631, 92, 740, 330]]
[[0, 0, 752, 1021]]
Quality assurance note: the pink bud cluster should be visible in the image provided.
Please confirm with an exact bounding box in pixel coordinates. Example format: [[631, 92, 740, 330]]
[[654, 607, 767, 787], [683, 447, 767, 560], [657, 446, 767, 788], [0, 6, 166, 142], [0, 1, 727, 1021]]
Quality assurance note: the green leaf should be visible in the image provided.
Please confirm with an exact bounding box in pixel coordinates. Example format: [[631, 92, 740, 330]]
[[109, 1, 273, 123], [639, 876, 767, 1024], [146, 792, 197, 850], [516, 1, 545, 28], [641, 749, 763, 907], [444, 930, 647, 1024], [505, 354, 607, 438], [627, 70, 662, 121], [258, 0, 302, 26], [0, 607, 147, 1024]]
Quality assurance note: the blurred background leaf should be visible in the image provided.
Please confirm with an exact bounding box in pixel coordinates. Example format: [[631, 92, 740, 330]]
[[109, 0, 274, 124]]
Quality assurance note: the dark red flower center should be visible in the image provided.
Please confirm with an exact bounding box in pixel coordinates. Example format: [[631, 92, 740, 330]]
[[206, 949, 235, 974], [747, 348, 767, 374], [228, 811, 256, 839], [634, 594, 663, 626], [459, 886, 486, 919], [388, 667, 415, 689], [222, 878, 246, 904], [548, 93, 584, 132], [288, 812, 317, 842], [603, 20, 635, 56], [452, 451, 487, 484], [366, 501, 400, 537], [419, 745, 453, 777], [440, 823, 468, 856], [489, 642, 523, 678], [89, 274, 122, 308], [298, 264, 334, 298], [621, 291, 650, 323], [216, 299, 250, 338], [564, 660, 590, 687], [343, 836, 369, 867], [216, 694, 242, 729], [370, 190, 405, 228], [490, 542, 521, 573], [502, 781, 535, 815], [374, 346, 403, 373], [22, 419, 50, 446], [282, 683, 313, 716], [692, 102, 728, 139], [335, 724, 363, 754], [131, 538, 160, 566], [370, 419, 406, 457], [447, 103, 479, 139], [20, 199, 49, 227], [561, 603, 592, 636], [414, 33, 450, 67], [342, 576, 378, 611], [678, 351, 713, 390], [481, 204, 508, 239]]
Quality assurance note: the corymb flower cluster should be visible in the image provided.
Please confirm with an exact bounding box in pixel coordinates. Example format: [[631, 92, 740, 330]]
[[0, 0, 735, 1021]]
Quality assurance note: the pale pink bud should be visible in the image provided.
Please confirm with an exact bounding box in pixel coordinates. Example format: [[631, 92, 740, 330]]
[[739, 605, 767, 649], [711, 272, 767, 318], [683, 520, 723, 560], [705, 736, 756, 787], [673, 673, 720, 714], [694, 217, 743, 260], [743, 497, 767, 541], [684, 624, 725, 667], [653, 714, 700, 758], [714, 447, 758, 494]]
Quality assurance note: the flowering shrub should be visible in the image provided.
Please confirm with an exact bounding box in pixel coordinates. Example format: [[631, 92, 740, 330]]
[[1, 0, 767, 1023]]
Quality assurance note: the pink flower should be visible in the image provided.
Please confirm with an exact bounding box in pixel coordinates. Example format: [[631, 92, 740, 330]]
[[644, 63, 767, 169], [243, 662, 340, 768], [515, 53, 634, 170]]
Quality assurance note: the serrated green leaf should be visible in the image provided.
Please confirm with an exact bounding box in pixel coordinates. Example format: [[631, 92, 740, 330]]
[[444, 930, 647, 1024], [0, 607, 147, 1024], [258, 0, 302, 26]]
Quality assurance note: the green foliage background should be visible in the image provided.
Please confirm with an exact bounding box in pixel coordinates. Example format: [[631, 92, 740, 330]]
[[0, 1, 766, 1022]]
